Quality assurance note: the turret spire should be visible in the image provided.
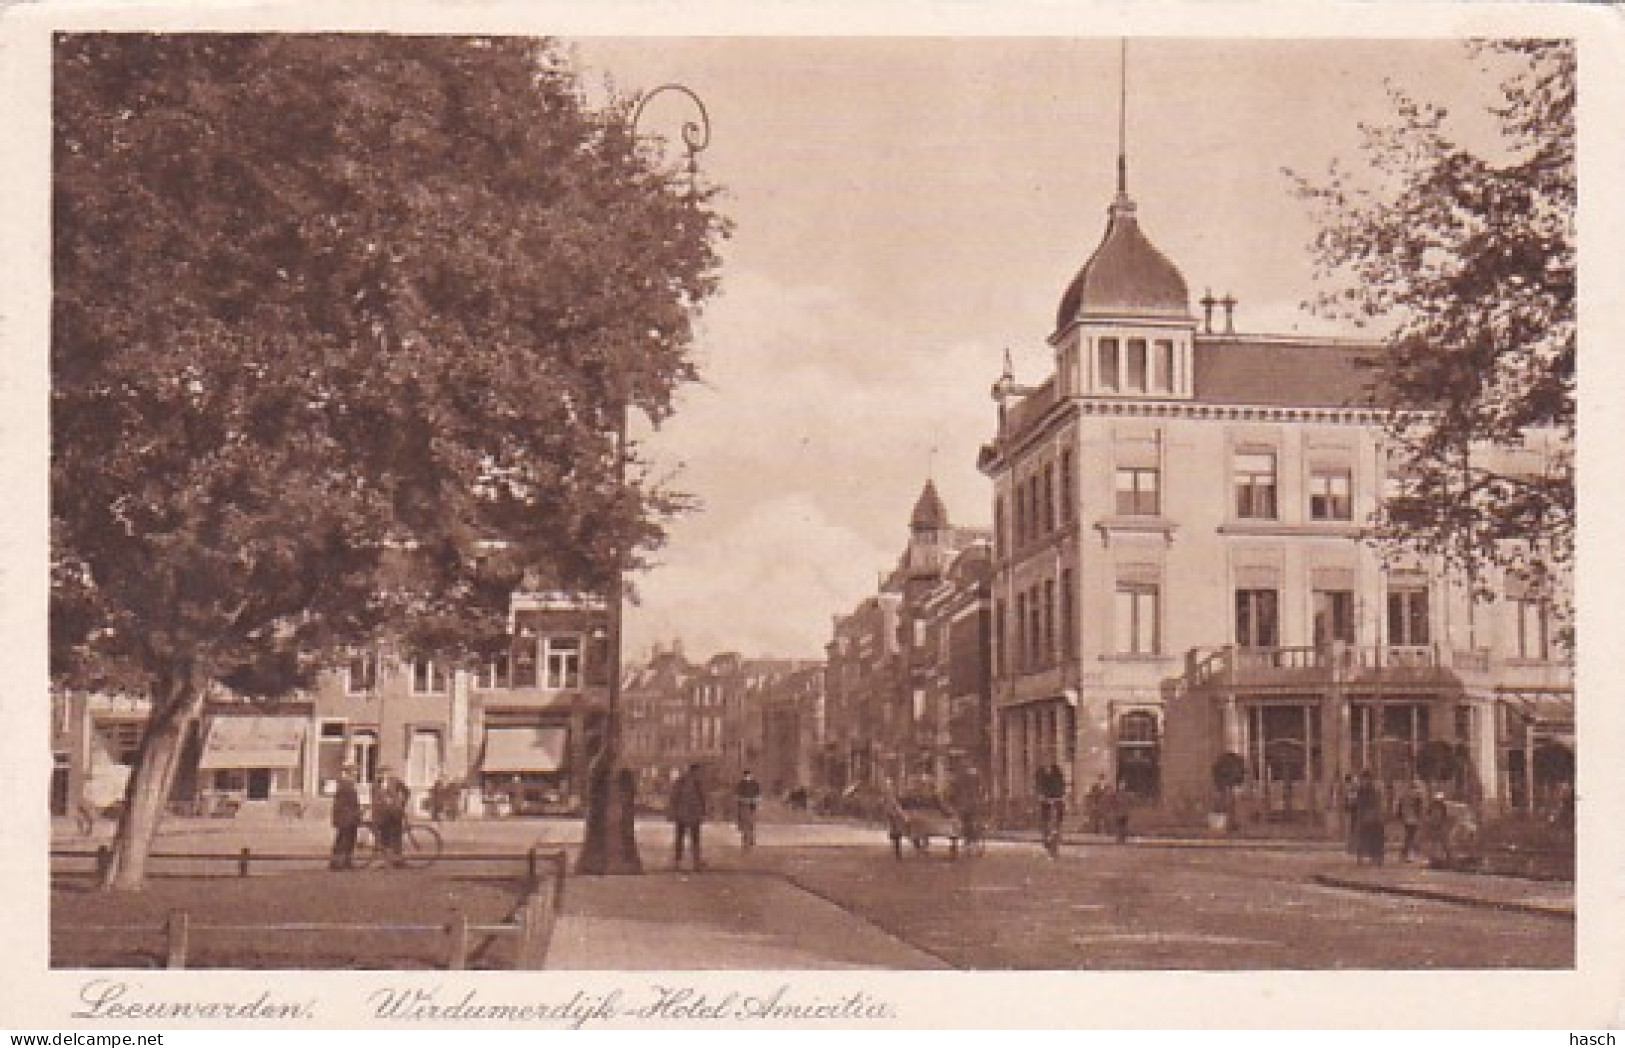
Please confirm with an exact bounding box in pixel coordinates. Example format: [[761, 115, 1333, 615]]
[[1117, 38, 1128, 196]]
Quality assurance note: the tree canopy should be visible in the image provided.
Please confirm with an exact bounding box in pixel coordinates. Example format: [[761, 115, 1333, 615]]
[[52, 33, 728, 884], [1290, 40, 1574, 620]]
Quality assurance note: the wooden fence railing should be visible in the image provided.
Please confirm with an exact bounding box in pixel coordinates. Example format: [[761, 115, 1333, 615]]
[[52, 846, 568, 970]]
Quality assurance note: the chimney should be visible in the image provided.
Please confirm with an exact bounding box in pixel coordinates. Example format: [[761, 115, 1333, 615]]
[[1221, 293, 1237, 336], [1200, 289, 1217, 335]]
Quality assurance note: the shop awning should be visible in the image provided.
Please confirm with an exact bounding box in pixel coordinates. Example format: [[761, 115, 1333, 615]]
[[199, 716, 307, 769], [1499, 691, 1575, 730], [482, 726, 568, 774]]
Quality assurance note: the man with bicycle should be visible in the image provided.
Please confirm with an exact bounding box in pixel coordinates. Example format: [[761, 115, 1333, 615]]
[[373, 765, 411, 868], [1036, 763, 1067, 858], [734, 769, 762, 850], [329, 763, 362, 870]]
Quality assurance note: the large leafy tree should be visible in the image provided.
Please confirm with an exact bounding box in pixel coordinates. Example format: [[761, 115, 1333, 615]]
[[1291, 40, 1574, 627], [53, 34, 726, 887]]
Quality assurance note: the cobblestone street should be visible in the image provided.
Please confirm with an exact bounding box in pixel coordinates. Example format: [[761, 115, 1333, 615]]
[[53, 814, 1573, 971]]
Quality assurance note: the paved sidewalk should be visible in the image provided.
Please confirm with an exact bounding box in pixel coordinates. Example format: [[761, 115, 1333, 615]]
[[1312, 863, 1574, 919], [545, 869, 949, 970]]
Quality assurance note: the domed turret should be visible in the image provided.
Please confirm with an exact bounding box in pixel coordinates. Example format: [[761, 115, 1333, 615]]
[[1055, 193, 1191, 331]]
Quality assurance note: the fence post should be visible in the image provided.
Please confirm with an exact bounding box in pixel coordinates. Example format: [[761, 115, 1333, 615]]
[[551, 850, 567, 911], [527, 846, 538, 887], [238, 847, 251, 878], [95, 845, 111, 881], [447, 910, 469, 970], [165, 909, 190, 969], [514, 894, 538, 970]]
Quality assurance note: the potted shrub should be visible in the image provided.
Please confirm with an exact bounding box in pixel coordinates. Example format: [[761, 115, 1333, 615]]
[[1210, 751, 1246, 832]]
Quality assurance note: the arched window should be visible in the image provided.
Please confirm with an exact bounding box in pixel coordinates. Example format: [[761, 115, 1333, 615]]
[[1116, 712, 1160, 798]]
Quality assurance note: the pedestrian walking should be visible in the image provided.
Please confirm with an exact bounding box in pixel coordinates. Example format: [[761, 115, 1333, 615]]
[[1352, 770, 1386, 866], [669, 763, 708, 871], [880, 777, 909, 860], [1106, 786, 1131, 844], [1339, 773, 1359, 855], [1086, 774, 1107, 835], [734, 769, 762, 850], [1395, 779, 1426, 862], [373, 765, 411, 868], [329, 763, 362, 870], [952, 767, 988, 851]]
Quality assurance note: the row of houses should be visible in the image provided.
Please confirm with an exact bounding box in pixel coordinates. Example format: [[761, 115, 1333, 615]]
[[54, 592, 617, 820], [620, 645, 824, 804]]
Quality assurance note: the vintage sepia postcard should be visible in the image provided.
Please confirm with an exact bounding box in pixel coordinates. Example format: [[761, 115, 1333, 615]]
[[2, 0, 1622, 1032]]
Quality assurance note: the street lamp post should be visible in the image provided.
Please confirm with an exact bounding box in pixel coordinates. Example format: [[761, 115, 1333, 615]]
[[575, 84, 711, 877]]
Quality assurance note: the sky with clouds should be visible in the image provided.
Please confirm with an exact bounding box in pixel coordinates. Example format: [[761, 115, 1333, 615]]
[[563, 36, 1515, 661]]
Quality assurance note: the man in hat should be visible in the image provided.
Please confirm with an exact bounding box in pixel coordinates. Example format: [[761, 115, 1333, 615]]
[[329, 763, 362, 870], [668, 763, 708, 871]]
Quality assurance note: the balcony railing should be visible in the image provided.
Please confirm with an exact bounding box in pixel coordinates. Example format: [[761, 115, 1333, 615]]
[[1184, 642, 1509, 690]]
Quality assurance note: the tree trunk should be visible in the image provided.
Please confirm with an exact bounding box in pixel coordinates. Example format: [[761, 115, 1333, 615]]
[[575, 738, 642, 876], [102, 670, 201, 890]]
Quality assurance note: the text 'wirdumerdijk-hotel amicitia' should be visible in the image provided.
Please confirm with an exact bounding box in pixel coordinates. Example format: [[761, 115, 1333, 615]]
[[977, 174, 1572, 824]]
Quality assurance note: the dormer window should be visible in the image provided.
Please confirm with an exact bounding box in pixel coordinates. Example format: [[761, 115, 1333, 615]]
[[1155, 340, 1175, 393], [1126, 338, 1148, 392], [1098, 338, 1121, 392]]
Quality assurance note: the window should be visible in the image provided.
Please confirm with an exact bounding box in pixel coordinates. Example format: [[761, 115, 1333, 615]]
[[512, 627, 539, 688], [1042, 464, 1055, 534], [1155, 340, 1175, 393], [1115, 467, 1161, 516], [1060, 450, 1075, 524], [1043, 578, 1056, 665], [1126, 338, 1148, 392], [994, 598, 1006, 677], [1014, 592, 1028, 671], [1313, 590, 1356, 646], [542, 636, 582, 690], [1061, 569, 1076, 659], [1387, 585, 1430, 647], [1234, 452, 1278, 519], [411, 659, 449, 694], [344, 654, 376, 695], [95, 720, 143, 764], [1310, 469, 1353, 521], [994, 497, 1005, 557], [1115, 584, 1160, 656], [1513, 596, 1552, 660], [1116, 711, 1161, 798], [348, 729, 378, 783], [1235, 589, 1279, 648], [475, 657, 510, 690], [1029, 587, 1043, 671], [318, 720, 348, 788], [1098, 338, 1120, 391]]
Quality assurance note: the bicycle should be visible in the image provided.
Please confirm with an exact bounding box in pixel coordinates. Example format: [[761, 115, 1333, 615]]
[[1039, 798, 1065, 858], [355, 818, 443, 869]]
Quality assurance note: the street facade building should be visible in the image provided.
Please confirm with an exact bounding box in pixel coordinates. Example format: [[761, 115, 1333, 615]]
[[820, 482, 991, 802], [978, 176, 1573, 826], [918, 541, 995, 793], [54, 587, 613, 821]]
